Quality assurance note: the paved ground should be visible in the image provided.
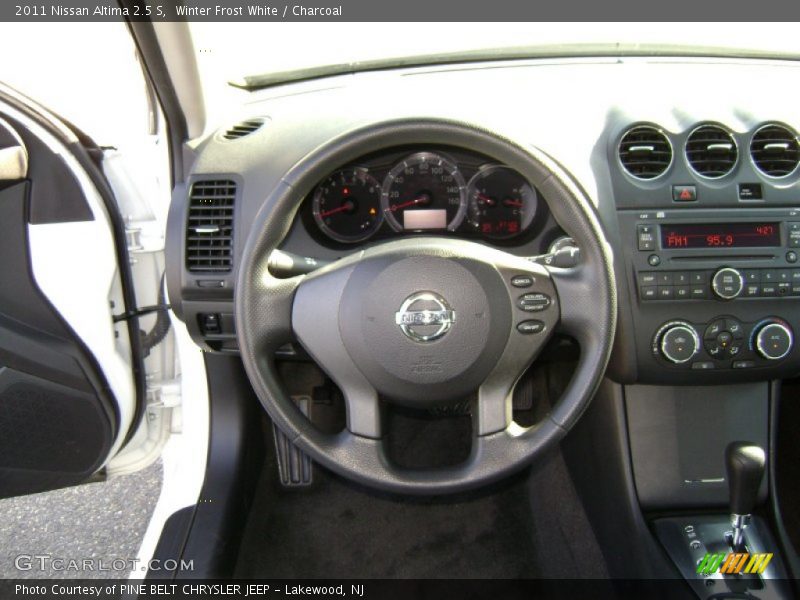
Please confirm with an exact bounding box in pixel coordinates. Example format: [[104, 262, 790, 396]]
[[0, 460, 162, 579]]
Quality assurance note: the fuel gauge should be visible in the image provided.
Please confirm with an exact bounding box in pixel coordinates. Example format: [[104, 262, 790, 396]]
[[467, 165, 537, 239]]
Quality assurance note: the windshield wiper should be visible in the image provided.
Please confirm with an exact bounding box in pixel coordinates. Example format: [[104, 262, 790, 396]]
[[229, 43, 800, 91]]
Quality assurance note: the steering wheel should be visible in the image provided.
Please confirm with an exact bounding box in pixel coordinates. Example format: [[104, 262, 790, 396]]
[[235, 119, 616, 494]]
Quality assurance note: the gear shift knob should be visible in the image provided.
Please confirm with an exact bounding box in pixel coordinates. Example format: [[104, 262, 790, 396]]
[[725, 441, 766, 516], [725, 441, 765, 550]]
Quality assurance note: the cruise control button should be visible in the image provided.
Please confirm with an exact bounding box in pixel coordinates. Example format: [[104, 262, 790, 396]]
[[517, 293, 551, 312], [510, 274, 534, 288], [516, 320, 545, 334]]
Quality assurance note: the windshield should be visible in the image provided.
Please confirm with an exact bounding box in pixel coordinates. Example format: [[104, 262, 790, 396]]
[[190, 22, 800, 95], [190, 22, 800, 121]]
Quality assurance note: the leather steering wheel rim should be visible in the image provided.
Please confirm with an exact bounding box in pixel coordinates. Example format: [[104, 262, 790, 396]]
[[235, 118, 617, 494]]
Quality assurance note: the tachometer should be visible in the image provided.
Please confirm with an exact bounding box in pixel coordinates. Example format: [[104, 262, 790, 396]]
[[381, 152, 467, 232], [467, 165, 537, 239], [312, 168, 383, 243]]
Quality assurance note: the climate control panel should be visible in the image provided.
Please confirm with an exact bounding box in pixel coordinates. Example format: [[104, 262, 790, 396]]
[[652, 317, 794, 370]]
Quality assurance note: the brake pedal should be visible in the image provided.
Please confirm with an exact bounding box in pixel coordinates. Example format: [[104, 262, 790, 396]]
[[273, 395, 313, 487]]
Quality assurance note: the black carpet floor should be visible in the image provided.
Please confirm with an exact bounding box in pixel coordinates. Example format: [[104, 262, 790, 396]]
[[234, 442, 608, 579]]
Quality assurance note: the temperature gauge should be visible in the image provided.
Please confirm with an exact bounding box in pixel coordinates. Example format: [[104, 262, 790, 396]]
[[467, 165, 537, 239]]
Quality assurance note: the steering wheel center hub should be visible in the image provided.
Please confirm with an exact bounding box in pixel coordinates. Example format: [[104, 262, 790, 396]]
[[338, 243, 512, 407]]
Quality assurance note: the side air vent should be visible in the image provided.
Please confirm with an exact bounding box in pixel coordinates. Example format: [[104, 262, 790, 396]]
[[222, 118, 264, 140], [750, 124, 800, 178], [618, 125, 672, 180], [685, 125, 738, 178], [186, 181, 235, 272]]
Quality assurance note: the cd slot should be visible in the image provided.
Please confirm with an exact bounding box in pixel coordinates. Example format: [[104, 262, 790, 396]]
[[669, 254, 776, 262]]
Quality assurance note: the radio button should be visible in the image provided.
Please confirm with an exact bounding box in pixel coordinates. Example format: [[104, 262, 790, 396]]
[[744, 284, 761, 297], [638, 272, 657, 286], [761, 284, 778, 297], [743, 269, 761, 283], [791, 284, 800, 296], [712, 268, 744, 300], [640, 286, 657, 300], [637, 224, 656, 251], [656, 272, 674, 285], [761, 269, 778, 282], [690, 285, 708, 299], [658, 286, 674, 299], [673, 272, 690, 285], [690, 271, 709, 284], [675, 286, 690, 299]]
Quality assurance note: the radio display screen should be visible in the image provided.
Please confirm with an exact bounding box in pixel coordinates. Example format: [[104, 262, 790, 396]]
[[661, 222, 781, 249]]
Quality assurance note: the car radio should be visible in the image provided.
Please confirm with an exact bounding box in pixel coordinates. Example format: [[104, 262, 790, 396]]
[[626, 207, 800, 303], [615, 206, 800, 382]]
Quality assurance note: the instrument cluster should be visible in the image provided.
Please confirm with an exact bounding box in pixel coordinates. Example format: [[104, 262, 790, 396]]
[[306, 147, 544, 245]]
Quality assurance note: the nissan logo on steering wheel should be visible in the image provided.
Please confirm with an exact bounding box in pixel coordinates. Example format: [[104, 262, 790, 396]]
[[395, 292, 456, 343]]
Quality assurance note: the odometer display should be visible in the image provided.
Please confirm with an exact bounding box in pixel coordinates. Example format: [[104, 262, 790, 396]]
[[661, 222, 780, 249], [381, 152, 467, 231]]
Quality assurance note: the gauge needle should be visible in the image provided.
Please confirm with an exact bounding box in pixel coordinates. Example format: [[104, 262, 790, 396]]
[[389, 195, 428, 212], [503, 199, 524, 208], [320, 201, 354, 218], [476, 193, 497, 207]]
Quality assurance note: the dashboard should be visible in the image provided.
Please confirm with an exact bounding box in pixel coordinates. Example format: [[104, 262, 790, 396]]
[[301, 146, 549, 246], [165, 55, 800, 385]]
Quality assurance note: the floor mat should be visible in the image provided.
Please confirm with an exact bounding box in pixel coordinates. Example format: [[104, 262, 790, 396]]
[[234, 444, 607, 579]]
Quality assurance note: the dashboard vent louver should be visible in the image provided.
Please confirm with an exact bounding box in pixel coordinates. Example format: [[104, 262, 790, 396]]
[[222, 118, 264, 140], [750, 124, 800, 178], [618, 126, 672, 180], [685, 125, 737, 178], [186, 180, 235, 272]]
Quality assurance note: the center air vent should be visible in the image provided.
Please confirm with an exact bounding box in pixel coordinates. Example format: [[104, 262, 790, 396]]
[[222, 118, 264, 140], [750, 124, 800, 178], [685, 125, 738, 178], [186, 181, 235, 272], [618, 125, 672, 180]]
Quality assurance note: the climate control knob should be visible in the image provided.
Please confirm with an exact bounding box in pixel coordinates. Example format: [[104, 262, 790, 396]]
[[658, 321, 700, 364], [754, 320, 794, 361], [712, 267, 744, 300]]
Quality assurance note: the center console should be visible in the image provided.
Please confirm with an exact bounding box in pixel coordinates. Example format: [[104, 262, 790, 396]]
[[618, 207, 800, 383]]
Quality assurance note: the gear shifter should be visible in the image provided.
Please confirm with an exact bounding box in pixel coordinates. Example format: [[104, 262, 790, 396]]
[[725, 441, 766, 552]]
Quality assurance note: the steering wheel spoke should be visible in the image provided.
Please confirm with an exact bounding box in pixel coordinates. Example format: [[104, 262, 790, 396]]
[[292, 261, 384, 439]]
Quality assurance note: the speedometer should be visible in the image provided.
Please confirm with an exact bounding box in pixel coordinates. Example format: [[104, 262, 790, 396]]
[[381, 152, 467, 232]]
